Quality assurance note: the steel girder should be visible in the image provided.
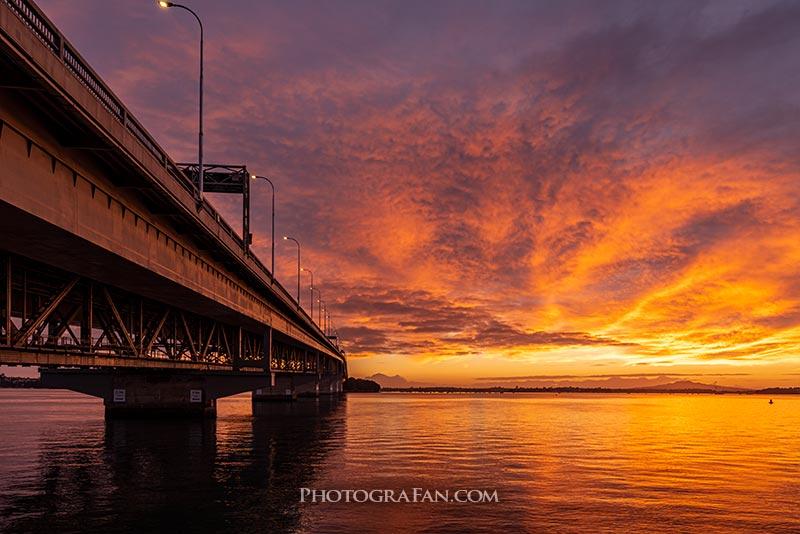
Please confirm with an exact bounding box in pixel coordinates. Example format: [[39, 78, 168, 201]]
[[0, 252, 325, 374]]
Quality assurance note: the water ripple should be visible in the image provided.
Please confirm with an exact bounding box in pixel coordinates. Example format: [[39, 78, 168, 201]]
[[0, 391, 798, 533]]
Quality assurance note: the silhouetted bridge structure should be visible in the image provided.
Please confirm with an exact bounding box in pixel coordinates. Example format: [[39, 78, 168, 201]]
[[0, 0, 345, 416]]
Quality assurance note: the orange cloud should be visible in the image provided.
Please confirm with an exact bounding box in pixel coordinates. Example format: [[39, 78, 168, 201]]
[[36, 0, 800, 386]]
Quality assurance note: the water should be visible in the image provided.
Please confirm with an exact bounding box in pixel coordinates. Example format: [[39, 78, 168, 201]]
[[0, 391, 798, 533]]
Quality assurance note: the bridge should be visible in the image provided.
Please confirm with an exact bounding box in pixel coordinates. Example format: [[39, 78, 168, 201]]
[[0, 0, 346, 416]]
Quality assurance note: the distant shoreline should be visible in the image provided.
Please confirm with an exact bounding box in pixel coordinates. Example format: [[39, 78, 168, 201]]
[[0, 376, 41, 389], [380, 386, 800, 395], [3, 377, 798, 396]]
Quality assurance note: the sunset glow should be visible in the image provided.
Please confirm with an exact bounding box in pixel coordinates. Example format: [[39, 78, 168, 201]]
[[37, 0, 800, 388]]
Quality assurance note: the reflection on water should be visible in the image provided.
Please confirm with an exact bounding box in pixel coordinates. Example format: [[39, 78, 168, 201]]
[[0, 391, 345, 533], [1, 391, 799, 533]]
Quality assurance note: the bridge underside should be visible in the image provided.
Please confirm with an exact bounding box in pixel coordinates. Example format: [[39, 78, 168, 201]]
[[0, 198, 266, 346], [0, 251, 344, 416], [37, 368, 342, 418], [0, 251, 323, 372]]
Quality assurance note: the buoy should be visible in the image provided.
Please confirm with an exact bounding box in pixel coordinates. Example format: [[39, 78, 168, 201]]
[[769, 399, 774, 405]]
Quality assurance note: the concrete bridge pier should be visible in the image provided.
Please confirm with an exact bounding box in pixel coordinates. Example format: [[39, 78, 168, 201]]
[[251, 372, 319, 403], [319, 374, 345, 396], [41, 368, 270, 418], [252, 372, 344, 414], [252, 373, 298, 404]]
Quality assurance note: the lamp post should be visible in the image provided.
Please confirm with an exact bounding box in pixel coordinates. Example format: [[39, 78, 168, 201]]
[[250, 175, 275, 281], [283, 236, 300, 309], [301, 268, 313, 320], [311, 287, 322, 327], [320, 301, 326, 335], [158, 1, 204, 201], [330, 323, 338, 347]]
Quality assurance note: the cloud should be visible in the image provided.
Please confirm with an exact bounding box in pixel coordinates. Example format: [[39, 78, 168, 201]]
[[35, 0, 800, 383], [475, 372, 751, 381]]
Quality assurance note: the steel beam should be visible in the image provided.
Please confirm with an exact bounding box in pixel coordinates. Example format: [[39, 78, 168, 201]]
[[4, 255, 10, 345], [143, 309, 169, 355], [103, 287, 138, 356], [81, 282, 93, 350], [12, 276, 78, 347], [179, 312, 198, 361]]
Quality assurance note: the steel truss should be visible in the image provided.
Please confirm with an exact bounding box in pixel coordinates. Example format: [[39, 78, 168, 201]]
[[0, 253, 329, 373]]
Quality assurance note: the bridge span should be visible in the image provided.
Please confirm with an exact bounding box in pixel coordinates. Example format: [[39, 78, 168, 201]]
[[0, 0, 346, 416]]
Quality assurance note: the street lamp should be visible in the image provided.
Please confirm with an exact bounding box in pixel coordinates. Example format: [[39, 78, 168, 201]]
[[329, 322, 338, 347], [311, 287, 322, 326], [250, 175, 275, 281], [158, 1, 204, 201], [301, 268, 314, 320], [283, 236, 300, 309]]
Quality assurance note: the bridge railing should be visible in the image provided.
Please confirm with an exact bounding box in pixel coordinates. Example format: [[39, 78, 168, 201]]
[[4, 0, 56, 51]]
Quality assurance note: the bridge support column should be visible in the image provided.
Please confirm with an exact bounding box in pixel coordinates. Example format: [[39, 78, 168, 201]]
[[319, 373, 345, 396], [295, 373, 321, 398], [252, 373, 296, 403], [251, 373, 323, 415], [41, 368, 270, 418], [104, 373, 216, 418]]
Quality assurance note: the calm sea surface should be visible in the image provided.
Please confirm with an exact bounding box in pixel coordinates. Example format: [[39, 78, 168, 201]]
[[0, 390, 798, 533]]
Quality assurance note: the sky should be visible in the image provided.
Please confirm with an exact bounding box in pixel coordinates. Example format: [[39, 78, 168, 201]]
[[31, 0, 800, 388]]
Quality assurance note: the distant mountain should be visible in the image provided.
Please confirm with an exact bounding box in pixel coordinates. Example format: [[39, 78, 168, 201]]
[[366, 373, 429, 388], [476, 375, 712, 389], [366, 374, 409, 388], [370, 375, 754, 392], [635, 380, 749, 392]]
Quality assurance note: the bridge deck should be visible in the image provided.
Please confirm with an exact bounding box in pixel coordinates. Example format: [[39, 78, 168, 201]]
[[0, 0, 345, 375]]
